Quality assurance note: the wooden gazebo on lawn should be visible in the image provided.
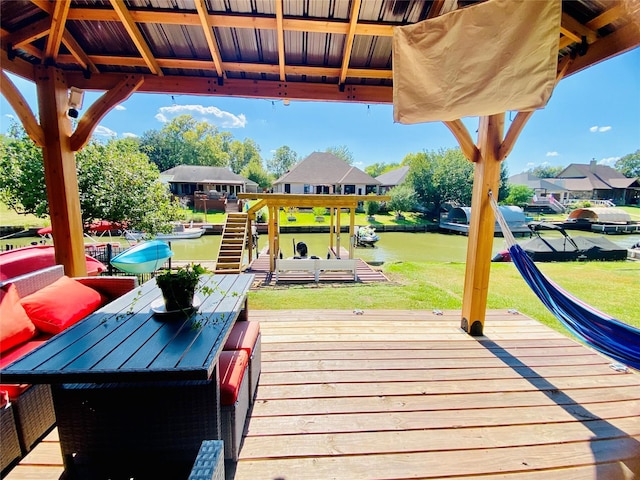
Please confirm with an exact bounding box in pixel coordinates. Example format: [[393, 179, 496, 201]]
[[239, 193, 390, 271], [1, 0, 638, 336]]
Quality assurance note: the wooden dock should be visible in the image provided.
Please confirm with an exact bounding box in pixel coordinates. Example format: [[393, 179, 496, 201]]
[[5, 310, 639, 479]]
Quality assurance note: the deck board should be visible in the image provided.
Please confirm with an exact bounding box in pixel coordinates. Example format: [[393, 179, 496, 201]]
[[5, 309, 639, 480]]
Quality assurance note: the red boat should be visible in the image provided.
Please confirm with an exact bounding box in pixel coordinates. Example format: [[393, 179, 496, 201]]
[[0, 245, 106, 281]]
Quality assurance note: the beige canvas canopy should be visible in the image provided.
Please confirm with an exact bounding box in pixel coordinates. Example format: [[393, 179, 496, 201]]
[[393, 0, 561, 124], [568, 207, 632, 223]]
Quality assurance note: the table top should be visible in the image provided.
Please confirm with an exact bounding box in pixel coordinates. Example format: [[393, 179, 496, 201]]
[[1, 274, 254, 384]]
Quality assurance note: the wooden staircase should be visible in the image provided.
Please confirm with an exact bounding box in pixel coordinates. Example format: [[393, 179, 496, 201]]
[[215, 212, 248, 273]]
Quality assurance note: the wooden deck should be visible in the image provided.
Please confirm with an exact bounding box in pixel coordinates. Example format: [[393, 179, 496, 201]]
[[5, 310, 640, 479]]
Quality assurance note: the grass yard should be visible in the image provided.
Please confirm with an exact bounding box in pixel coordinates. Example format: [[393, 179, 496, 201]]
[[249, 259, 640, 334]]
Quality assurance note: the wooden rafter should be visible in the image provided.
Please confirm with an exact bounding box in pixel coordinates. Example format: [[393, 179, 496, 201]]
[[0, 45, 36, 80], [339, 0, 361, 85], [45, 0, 70, 60], [275, 0, 286, 82], [4, 18, 50, 48], [0, 70, 44, 146], [586, 4, 624, 30], [561, 12, 598, 44], [108, 0, 162, 76], [70, 75, 144, 151], [30, 0, 53, 15], [194, 0, 224, 78], [62, 31, 99, 73]]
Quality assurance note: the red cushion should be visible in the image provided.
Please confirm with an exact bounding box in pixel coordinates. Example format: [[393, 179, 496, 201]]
[[219, 350, 248, 405], [223, 321, 260, 355], [0, 284, 38, 352], [20, 275, 103, 334]]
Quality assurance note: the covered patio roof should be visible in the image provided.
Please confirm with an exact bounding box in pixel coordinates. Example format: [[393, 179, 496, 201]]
[[1, 0, 638, 335]]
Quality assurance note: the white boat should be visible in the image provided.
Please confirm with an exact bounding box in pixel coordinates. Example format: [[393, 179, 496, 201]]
[[124, 223, 206, 242]]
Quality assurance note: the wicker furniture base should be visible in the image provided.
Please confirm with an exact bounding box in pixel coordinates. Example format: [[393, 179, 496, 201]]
[[12, 383, 56, 454], [189, 440, 225, 480], [221, 369, 250, 461], [0, 402, 21, 474], [52, 380, 220, 478]]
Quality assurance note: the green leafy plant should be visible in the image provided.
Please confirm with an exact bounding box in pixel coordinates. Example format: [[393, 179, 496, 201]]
[[156, 263, 210, 311]]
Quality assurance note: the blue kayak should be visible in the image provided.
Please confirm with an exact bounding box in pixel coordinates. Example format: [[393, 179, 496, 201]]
[[110, 240, 173, 274]]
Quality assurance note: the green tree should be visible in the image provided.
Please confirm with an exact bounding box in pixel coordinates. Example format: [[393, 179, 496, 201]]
[[388, 183, 417, 217], [502, 184, 533, 206], [0, 126, 182, 234], [267, 145, 298, 177], [228, 138, 261, 174], [363, 196, 380, 217], [365, 162, 399, 178], [325, 145, 354, 165], [241, 158, 272, 190], [615, 149, 640, 178], [529, 165, 563, 178]]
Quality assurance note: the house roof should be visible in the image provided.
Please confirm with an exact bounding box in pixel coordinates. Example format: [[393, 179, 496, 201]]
[[507, 173, 568, 192], [273, 152, 379, 186], [161, 165, 257, 186], [1, 1, 637, 105], [555, 162, 637, 191], [376, 166, 410, 187]]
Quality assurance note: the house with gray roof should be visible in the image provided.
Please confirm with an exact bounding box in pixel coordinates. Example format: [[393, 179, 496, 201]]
[[161, 165, 259, 202], [272, 152, 379, 195], [509, 161, 639, 205], [376, 166, 410, 193]]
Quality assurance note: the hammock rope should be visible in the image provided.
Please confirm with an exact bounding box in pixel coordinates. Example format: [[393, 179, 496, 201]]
[[489, 192, 640, 370]]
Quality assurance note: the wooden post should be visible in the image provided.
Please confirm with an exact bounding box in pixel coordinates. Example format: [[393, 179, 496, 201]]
[[461, 113, 504, 335], [349, 207, 355, 259], [35, 65, 87, 276], [329, 208, 335, 251], [268, 205, 277, 271], [336, 207, 342, 256]]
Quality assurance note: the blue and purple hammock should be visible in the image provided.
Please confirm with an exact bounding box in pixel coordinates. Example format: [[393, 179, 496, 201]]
[[489, 193, 640, 371]]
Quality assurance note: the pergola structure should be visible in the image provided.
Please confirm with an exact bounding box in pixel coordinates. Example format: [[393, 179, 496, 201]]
[[239, 193, 390, 271], [1, 0, 638, 336]]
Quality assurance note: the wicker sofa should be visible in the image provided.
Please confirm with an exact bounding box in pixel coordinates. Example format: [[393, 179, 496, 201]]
[[0, 265, 137, 471]]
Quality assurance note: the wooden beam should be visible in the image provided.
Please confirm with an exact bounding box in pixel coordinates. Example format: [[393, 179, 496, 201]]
[[443, 120, 480, 163], [62, 30, 99, 73], [70, 74, 144, 151], [4, 18, 50, 48], [461, 113, 504, 336], [339, 0, 361, 85], [275, 0, 286, 81], [497, 111, 533, 161], [0, 46, 37, 81], [30, 0, 53, 15], [35, 65, 87, 277], [0, 70, 45, 146], [564, 21, 640, 78], [194, 0, 224, 77], [45, 0, 70, 60], [64, 71, 394, 104], [586, 5, 624, 30], [108, 0, 163, 76], [560, 12, 598, 44]]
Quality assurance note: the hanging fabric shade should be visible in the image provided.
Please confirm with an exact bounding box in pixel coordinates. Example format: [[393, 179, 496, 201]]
[[393, 0, 562, 124]]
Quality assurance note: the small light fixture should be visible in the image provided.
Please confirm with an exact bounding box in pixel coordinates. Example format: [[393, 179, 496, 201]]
[[283, 99, 290, 106], [67, 87, 84, 119]]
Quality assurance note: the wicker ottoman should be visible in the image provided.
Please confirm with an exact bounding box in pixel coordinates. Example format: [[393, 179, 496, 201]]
[[1, 394, 21, 474], [219, 350, 250, 461], [189, 440, 225, 480]]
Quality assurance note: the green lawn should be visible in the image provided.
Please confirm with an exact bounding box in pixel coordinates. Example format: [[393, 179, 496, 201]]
[[249, 259, 640, 335], [0, 203, 48, 228]]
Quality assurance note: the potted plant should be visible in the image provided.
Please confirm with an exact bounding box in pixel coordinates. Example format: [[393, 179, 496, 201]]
[[155, 263, 208, 312]]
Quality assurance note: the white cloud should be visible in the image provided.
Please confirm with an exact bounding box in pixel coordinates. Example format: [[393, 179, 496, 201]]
[[93, 125, 117, 137], [590, 125, 612, 133], [114, 105, 126, 111], [546, 151, 559, 157], [354, 161, 364, 168], [599, 126, 612, 132], [5, 113, 15, 119], [155, 104, 247, 128], [122, 132, 139, 138], [589, 126, 598, 132], [525, 162, 535, 169], [599, 156, 620, 166]]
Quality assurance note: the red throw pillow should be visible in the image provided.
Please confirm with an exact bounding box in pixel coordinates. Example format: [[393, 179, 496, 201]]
[[0, 284, 38, 352], [20, 276, 103, 334]]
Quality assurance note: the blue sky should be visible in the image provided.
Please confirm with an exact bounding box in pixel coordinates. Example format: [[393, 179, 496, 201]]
[[1, 48, 638, 175]]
